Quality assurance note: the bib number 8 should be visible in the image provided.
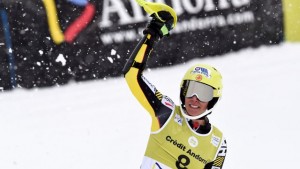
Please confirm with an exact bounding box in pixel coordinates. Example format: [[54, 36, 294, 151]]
[[175, 155, 190, 169]]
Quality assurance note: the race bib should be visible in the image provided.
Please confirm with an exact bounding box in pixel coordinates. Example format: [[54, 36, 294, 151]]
[[141, 156, 172, 169]]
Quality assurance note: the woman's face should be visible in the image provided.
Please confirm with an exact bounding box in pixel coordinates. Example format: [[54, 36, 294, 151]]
[[184, 95, 208, 117]]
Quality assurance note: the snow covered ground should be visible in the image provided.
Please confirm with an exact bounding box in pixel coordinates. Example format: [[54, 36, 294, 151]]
[[0, 43, 300, 169]]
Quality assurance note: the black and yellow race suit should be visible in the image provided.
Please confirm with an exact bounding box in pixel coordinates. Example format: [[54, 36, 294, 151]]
[[123, 34, 227, 169]]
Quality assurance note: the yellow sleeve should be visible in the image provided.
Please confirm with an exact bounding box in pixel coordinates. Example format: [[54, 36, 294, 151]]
[[123, 34, 173, 132]]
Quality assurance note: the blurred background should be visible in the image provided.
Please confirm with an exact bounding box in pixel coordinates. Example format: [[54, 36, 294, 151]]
[[0, 0, 300, 169], [1, 0, 299, 91]]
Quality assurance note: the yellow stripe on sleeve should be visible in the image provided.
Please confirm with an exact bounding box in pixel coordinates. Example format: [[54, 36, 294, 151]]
[[125, 42, 160, 131], [125, 68, 161, 131]]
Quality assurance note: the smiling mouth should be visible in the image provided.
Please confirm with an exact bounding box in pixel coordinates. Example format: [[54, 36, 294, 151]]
[[189, 104, 200, 109]]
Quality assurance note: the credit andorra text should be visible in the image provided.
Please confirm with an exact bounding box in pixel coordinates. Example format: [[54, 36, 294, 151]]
[[166, 135, 208, 164]]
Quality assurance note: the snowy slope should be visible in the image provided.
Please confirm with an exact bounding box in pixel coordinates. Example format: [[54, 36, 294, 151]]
[[0, 43, 300, 169]]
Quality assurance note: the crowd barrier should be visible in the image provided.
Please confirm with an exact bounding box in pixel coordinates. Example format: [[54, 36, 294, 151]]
[[0, 0, 286, 91]]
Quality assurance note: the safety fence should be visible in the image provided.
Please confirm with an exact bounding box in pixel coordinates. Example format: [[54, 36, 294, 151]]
[[0, 0, 285, 91]]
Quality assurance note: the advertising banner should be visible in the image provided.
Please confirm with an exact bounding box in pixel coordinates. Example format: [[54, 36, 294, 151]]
[[0, 0, 283, 90], [282, 0, 300, 41]]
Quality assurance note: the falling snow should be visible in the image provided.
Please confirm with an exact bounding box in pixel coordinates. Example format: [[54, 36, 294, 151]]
[[111, 49, 117, 55], [39, 50, 44, 55], [0, 43, 299, 169], [55, 54, 67, 66], [107, 56, 113, 63]]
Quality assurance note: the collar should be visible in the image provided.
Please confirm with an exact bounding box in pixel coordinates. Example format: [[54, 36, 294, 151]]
[[188, 117, 211, 134]]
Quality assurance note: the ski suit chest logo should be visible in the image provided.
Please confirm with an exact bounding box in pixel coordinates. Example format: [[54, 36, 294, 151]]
[[174, 113, 183, 126], [188, 136, 198, 147]]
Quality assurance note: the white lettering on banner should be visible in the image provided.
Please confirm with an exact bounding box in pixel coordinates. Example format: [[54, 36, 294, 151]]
[[218, 0, 230, 9], [100, 0, 146, 28], [97, 0, 254, 44], [173, 11, 254, 33], [100, 29, 138, 45], [98, 0, 252, 28], [227, 11, 254, 25], [99, 11, 254, 44], [232, 0, 251, 7]]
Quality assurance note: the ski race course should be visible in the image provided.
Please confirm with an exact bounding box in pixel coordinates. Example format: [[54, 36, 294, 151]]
[[1, 43, 300, 169]]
